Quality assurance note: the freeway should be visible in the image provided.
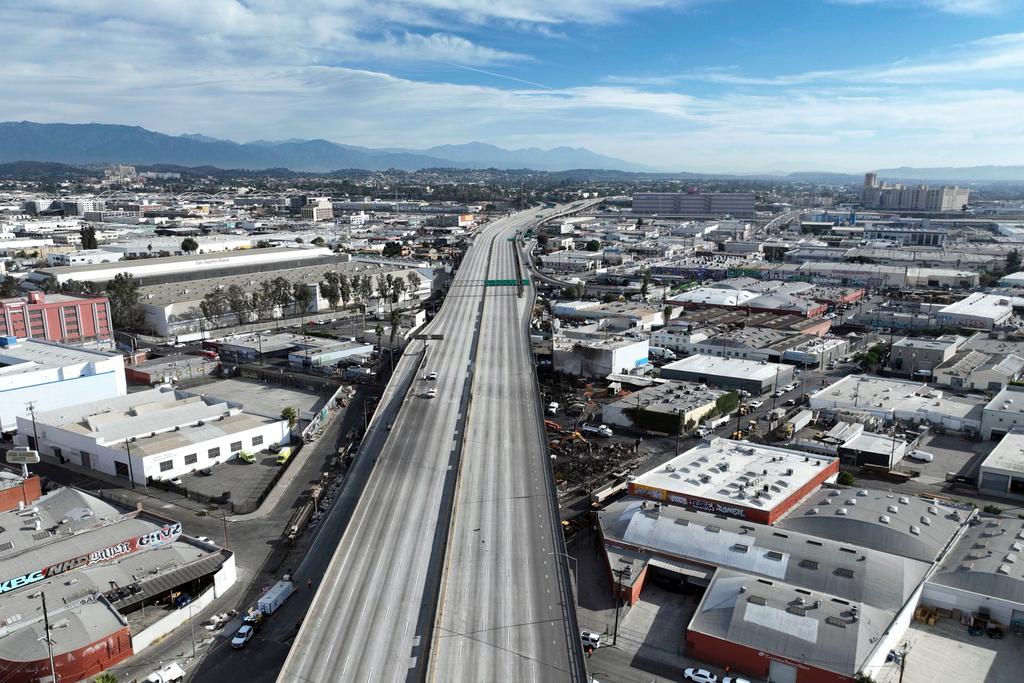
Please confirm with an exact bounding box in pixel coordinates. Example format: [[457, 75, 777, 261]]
[[277, 203, 593, 683], [428, 215, 586, 681]]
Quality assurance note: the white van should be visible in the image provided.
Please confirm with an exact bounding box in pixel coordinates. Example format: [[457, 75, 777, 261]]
[[908, 450, 934, 463], [547, 402, 559, 415]]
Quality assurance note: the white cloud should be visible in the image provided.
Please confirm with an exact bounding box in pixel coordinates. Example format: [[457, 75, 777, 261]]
[[830, 0, 1007, 15], [1, 1, 1022, 171], [609, 31, 1024, 86]]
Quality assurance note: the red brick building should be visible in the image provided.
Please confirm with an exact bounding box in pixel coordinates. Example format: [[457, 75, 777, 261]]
[[0, 291, 113, 346]]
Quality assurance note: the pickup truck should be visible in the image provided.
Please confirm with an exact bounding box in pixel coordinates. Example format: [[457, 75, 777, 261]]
[[146, 663, 185, 683], [581, 424, 613, 438]]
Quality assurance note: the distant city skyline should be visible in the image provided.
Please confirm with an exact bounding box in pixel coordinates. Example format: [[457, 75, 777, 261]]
[[3, 0, 1024, 172]]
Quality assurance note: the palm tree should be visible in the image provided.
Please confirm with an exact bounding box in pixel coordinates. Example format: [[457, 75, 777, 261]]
[[374, 322, 386, 369], [281, 406, 298, 427], [388, 308, 401, 372], [406, 272, 420, 295], [93, 673, 119, 683]]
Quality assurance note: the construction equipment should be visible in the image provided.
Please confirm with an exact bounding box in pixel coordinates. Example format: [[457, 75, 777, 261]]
[[731, 430, 747, 440], [550, 431, 588, 450], [544, 419, 564, 433]]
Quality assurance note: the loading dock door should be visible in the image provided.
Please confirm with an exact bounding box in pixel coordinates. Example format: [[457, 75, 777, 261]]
[[769, 660, 798, 683]]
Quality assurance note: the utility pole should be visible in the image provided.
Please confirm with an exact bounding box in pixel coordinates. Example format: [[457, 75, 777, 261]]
[[124, 438, 136, 490], [221, 506, 230, 549], [612, 567, 628, 646], [675, 408, 682, 456], [25, 401, 40, 452], [40, 591, 58, 683], [898, 641, 910, 683]]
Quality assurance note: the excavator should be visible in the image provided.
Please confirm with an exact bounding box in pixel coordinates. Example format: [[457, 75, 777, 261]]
[[549, 431, 589, 451]]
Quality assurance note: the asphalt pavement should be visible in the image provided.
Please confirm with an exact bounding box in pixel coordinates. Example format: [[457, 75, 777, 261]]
[[277, 203, 594, 683], [429, 220, 584, 682]]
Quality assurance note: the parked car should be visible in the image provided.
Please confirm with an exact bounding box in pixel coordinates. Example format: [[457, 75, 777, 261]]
[[275, 447, 293, 465], [723, 677, 751, 683], [242, 611, 265, 632], [683, 668, 719, 683], [231, 624, 254, 649], [146, 663, 186, 683], [195, 467, 213, 476], [748, 400, 764, 409], [426, 388, 437, 399], [580, 630, 601, 650], [195, 536, 212, 545], [908, 450, 934, 462], [239, 451, 256, 464], [169, 477, 183, 486]]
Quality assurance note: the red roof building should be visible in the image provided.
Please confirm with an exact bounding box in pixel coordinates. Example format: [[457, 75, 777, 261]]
[[0, 291, 113, 346]]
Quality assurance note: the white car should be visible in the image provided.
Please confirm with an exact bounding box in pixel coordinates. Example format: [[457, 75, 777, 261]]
[[426, 388, 437, 399], [748, 400, 764, 409], [425, 371, 438, 381], [723, 677, 751, 683], [908, 450, 934, 462], [580, 630, 601, 650], [683, 668, 719, 683], [231, 624, 254, 649]]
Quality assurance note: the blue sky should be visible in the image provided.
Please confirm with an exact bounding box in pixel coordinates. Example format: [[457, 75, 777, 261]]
[[3, 0, 1024, 172]]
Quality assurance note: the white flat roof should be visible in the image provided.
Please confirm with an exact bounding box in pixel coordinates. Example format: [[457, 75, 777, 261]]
[[629, 438, 835, 512], [982, 428, 1024, 475], [985, 385, 1024, 416], [939, 293, 1014, 320], [661, 354, 788, 382]]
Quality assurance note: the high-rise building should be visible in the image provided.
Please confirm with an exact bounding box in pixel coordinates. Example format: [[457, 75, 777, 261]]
[[632, 191, 755, 218], [861, 174, 969, 212], [301, 196, 334, 222]]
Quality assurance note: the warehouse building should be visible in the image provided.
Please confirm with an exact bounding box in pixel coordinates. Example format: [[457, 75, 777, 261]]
[[921, 513, 1024, 631], [15, 386, 289, 484], [978, 428, 1024, 495], [602, 381, 726, 434], [810, 375, 986, 433], [0, 487, 235, 683], [627, 438, 839, 524], [936, 293, 1015, 331], [632, 192, 755, 218], [981, 385, 1024, 440], [660, 355, 795, 396], [552, 334, 649, 378], [598, 493, 967, 683], [123, 353, 219, 386], [0, 338, 126, 432], [28, 246, 338, 287], [137, 259, 428, 338]]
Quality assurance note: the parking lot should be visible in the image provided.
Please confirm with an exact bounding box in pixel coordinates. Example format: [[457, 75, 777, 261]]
[[873, 618, 1024, 683], [907, 432, 993, 485], [168, 448, 292, 512]]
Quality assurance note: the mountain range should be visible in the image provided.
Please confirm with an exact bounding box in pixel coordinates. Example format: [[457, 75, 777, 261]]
[[0, 121, 652, 173]]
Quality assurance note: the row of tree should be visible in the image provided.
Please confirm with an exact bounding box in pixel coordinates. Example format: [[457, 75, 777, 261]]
[[199, 270, 421, 327]]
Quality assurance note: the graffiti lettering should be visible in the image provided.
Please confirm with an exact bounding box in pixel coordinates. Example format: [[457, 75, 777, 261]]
[[0, 570, 45, 594]]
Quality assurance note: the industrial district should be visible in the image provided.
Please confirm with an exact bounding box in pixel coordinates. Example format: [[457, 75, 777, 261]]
[[2, 166, 1024, 683]]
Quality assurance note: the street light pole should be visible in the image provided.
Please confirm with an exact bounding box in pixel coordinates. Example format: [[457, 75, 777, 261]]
[[549, 551, 578, 616]]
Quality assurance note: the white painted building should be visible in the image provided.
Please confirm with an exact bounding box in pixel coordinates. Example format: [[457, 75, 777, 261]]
[[15, 386, 289, 484], [46, 249, 124, 267], [552, 334, 649, 378], [0, 338, 126, 432], [936, 293, 1015, 331]]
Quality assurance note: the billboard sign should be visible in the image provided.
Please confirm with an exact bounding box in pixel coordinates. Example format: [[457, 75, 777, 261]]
[[6, 448, 40, 465]]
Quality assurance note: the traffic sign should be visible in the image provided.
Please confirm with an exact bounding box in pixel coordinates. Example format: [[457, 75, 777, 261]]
[[6, 447, 40, 465]]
